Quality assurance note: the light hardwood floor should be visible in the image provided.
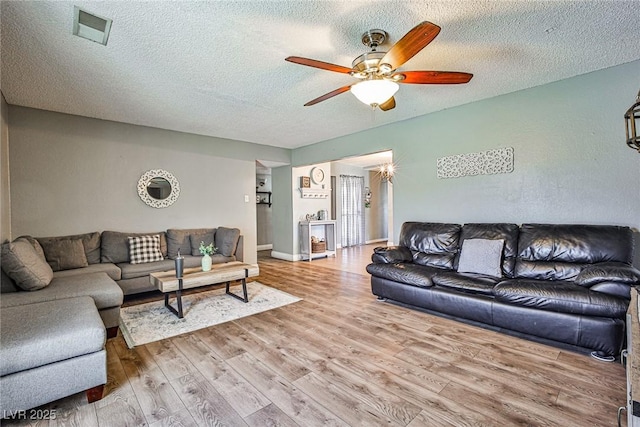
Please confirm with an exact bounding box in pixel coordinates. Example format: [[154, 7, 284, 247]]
[[5, 244, 627, 426]]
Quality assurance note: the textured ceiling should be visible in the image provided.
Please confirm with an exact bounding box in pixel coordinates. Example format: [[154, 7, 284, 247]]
[[2, 1, 639, 149]]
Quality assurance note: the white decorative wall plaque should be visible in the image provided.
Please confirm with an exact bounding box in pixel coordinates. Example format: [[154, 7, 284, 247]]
[[437, 147, 514, 179]]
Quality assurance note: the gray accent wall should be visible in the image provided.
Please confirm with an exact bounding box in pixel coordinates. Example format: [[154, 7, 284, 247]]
[[291, 60, 640, 261], [8, 106, 291, 264]]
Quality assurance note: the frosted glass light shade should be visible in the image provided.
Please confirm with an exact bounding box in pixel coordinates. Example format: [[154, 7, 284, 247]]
[[351, 79, 399, 106]]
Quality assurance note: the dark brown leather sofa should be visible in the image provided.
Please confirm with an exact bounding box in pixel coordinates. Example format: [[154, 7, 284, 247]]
[[367, 222, 640, 359]]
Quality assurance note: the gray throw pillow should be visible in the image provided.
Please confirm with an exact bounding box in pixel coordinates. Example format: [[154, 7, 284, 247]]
[[190, 231, 216, 256], [457, 238, 505, 278], [1, 269, 19, 293], [101, 231, 167, 263], [37, 232, 101, 264], [1, 238, 54, 291], [167, 228, 215, 259], [16, 235, 46, 261], [215, 227, 241, 257], [39, 238, 89, 271]]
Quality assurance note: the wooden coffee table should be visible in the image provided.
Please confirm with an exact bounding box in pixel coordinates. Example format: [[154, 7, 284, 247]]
[[149, 261, 259, 318]]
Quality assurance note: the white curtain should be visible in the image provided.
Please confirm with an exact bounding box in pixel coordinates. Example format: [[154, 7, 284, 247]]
[[340, 174, 365, 247]]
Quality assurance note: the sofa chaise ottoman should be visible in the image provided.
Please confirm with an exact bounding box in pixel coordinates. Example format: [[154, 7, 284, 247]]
[[0, 297, 107, 413]]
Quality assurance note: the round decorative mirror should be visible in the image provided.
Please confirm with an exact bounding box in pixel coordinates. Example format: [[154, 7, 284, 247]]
[[147, 177, 173, 200], [137, 169, 180, 208]]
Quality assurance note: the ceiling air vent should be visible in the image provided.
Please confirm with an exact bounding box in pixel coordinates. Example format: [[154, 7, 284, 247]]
[[73, 6, 112, 46]]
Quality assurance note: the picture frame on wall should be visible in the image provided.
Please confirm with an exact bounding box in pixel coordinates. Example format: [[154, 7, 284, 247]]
[[300, 176, 311, 188]]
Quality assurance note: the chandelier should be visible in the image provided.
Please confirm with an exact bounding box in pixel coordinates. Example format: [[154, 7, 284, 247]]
[[625, 89, 640, 152], [378, 163, 395, 182]]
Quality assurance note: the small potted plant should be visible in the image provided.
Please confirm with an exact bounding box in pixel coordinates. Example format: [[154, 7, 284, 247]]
[[199, 241, 217, 271]]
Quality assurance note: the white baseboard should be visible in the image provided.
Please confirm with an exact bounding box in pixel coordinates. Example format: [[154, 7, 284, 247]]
[[270, 251, 297, 261], [257, 244, 273, 251], [365, 238, 388, 244], [270, 251, 314, 262]]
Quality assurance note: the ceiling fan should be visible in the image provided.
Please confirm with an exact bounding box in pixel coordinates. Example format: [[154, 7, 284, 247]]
[[285, 21, 473, 111]]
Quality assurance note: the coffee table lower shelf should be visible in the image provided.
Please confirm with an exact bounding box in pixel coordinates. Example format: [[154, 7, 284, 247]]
[[150, 262, 259, 319]]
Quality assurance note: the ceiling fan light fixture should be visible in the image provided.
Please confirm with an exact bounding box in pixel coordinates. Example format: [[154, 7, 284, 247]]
[[351, 79, 399, 107]]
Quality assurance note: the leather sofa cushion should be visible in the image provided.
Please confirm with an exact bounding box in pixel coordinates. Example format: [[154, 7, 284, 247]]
[[413, 253, 456, 269], [517, 224, 633, 264], [514, 260, 585, 281], [102, 231, 167, 263], [399, 222, 461, 269], [590, 282, 632, 300], [454, 223, 519, 277], [432, 272, 498, 295], [366, 263, 440, 288], [372, 246, 412, 264], [575, 262, 640, 287], [494, 279, 628, 318]]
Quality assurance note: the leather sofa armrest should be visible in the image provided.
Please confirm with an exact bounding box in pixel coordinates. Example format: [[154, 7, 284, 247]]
[[371, 246, 413, 264], [575, 262, 640, 287]]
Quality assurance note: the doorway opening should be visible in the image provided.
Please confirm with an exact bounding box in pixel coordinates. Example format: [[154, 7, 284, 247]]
[[331, 150, 393, 249]]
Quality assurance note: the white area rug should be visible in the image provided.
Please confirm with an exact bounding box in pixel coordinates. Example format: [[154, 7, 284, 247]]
[[119, 281, 301, 348]]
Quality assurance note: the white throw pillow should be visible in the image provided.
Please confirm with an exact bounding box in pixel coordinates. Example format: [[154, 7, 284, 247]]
[[457, 238, 505, 277]]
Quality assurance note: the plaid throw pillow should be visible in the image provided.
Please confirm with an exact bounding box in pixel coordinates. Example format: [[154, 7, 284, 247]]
[[128, 235, 164, 264]]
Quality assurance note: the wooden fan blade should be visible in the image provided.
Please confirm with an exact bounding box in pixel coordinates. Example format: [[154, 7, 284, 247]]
[[379, 97, 396, 111], [285, 56, 353, 74], [304, 85, 352, 106], [379, 22, 441, 70], [394, 71, 473, 84]]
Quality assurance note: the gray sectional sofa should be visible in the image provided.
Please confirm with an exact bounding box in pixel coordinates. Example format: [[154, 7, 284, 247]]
[[0, 226, 244, 414]]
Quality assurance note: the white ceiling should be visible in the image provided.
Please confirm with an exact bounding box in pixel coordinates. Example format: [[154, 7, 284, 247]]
[[2, 1, 639, 150], [335, 150, 393, 169]]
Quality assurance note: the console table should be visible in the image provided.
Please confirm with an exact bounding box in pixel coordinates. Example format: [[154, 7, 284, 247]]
[[299, 220, 337, 261]]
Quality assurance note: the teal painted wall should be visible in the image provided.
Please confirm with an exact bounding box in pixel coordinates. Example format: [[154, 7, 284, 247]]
[[291, 60, 640, 250]]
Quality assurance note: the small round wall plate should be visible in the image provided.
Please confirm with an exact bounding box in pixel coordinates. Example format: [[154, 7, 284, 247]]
[[311, 167, 325, 184]]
